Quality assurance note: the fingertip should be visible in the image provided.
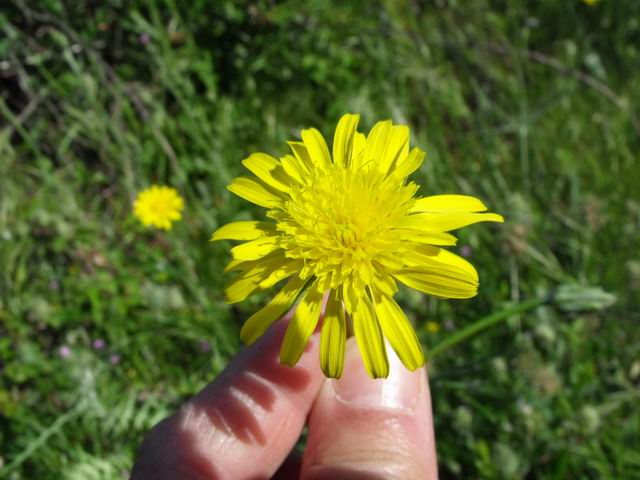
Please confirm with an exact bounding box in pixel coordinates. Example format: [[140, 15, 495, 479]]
[[330, 339, 424, 412], [302, 340, 438, 479]]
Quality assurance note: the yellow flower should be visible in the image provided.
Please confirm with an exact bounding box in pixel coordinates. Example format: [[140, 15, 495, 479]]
[[425, 321, 441, 334], [582, 0, 599, 5], [133, 185, 184, 230], [212, 114, 503, 378]]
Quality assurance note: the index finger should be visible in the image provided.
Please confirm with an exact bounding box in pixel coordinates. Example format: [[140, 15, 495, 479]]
[[131, 316, 325, 480]]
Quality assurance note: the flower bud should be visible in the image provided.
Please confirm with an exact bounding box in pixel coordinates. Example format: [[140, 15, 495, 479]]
[[552, 284, 615, 312]]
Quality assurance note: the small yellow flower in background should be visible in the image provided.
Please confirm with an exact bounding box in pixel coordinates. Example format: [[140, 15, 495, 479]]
[[133, 185, 184, 230], [211, 114, 503, 378], [425, 321, 441, 334], [582, 0, 599, 5]]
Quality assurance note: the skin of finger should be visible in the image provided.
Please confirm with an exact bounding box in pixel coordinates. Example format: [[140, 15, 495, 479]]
[[301, 361, 437, 479], [131, 318, 325, 480]]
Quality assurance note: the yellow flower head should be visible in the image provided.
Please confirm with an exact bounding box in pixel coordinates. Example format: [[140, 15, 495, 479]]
[[425, 321, 441, 334], [133, 185, 184, 230], [212, 114, 503, 378]]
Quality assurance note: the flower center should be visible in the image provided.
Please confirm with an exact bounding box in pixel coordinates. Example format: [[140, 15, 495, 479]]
[[271, 164, 418, 287]]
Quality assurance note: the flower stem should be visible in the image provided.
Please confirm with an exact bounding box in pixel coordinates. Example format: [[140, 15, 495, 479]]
[[428, 297, 546, 360]]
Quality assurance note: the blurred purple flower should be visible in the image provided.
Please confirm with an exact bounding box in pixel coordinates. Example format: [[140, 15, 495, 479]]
[[139, 33, 150, 46], [110, 354, 121, 365], [198, 340, 211, 353], [93, 338, 106, 350], [58, 345, 71, 358], [460, 245, 473, 258]]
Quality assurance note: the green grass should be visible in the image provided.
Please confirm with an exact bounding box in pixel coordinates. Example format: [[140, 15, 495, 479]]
[[1, 0, 639, 478]]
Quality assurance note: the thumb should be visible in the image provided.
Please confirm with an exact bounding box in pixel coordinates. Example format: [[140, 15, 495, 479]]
[[301, 339, 438, 480]]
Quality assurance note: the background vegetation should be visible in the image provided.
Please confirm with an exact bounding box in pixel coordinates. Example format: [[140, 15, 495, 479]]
[[1, 0, 639, 478]]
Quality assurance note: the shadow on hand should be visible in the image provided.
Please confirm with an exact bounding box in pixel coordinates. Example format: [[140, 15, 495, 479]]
[[193, 319, 313, 445], [131, 320, 315, 480]]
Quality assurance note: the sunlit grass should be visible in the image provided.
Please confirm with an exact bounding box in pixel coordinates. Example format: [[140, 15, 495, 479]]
[[1, 0, 639, 478]]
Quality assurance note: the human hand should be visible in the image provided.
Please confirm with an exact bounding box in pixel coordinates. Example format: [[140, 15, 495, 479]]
[[131, 316, 437, 480]]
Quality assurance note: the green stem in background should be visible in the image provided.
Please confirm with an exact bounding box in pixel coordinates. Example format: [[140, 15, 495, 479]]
[[428, 297, 546, 360]]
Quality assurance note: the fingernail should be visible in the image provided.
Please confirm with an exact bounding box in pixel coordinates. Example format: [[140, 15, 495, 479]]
[[331, 339, 423, 412]]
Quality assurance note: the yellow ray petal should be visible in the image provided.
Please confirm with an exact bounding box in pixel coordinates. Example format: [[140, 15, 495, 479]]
[[231, 236, 280, 261], [401, 246, 479, 282], [332, 114, 360, 168], [393, 224, 458, 246], [222, 250, 283, 274], [227, 176, 284, 209], [393, 267, 478, 299], [301, 128, 332, 169], [287, 142, 313, 174], [349, 131, 366, 168], [280, 279, 325, 367], [374, 255, 406, 271], [407, 212, 504, 232], [392, 147, 425, 179], [242, 153, 292, 192], [342, 280, 359, 314], [280, 154, 304, 184], [223, 258, 245, 273], [240, 276, 308, 344], [258, 259, 304, 289], [320, 289, 346, 378], [223, 255, 286, 303], [411, 195, 488, 213], [361, 120, 392, 169], [353, 295, 389, 378], [224, 274, 261, 304], [210, 221, 276, 241], [372, 291, 424, 370], [380, 125, 409, 174], [224, 275, 258, 303], [372, 269, 398, 296]]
